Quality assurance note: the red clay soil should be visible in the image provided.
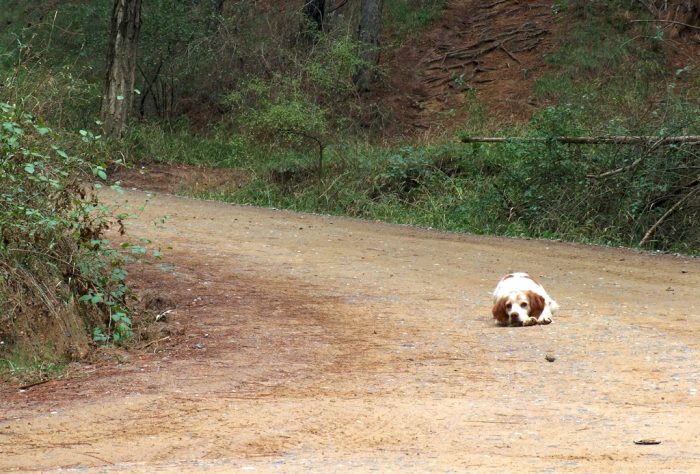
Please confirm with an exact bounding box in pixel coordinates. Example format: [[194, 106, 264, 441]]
[[377, 0, 555, 137], [110, 163, 251, 195], [1, 188, 699, 472], [2, 3, 700, 471]]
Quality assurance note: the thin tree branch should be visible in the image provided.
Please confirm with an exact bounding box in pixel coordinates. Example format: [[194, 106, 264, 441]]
[[588, 136, 667, 179], [639, 181, 700, 247], [19, 378, 54, 390], [327, 0, 349, 14], [459, 135, 700, 145], [630, 19, 700, 31], [279, 129, 325, 182]]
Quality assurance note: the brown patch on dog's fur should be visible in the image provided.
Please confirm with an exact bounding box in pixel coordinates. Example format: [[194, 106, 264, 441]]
[[526, 291, 545, 318], [492, 297, 509, 325], [523, 273, 541, 286]]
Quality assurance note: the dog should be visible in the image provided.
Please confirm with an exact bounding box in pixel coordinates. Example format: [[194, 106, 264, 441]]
[[491, 272, 558, 326]]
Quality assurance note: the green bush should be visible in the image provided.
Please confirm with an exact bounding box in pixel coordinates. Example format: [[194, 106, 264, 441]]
[[0, 101, 138, 373]]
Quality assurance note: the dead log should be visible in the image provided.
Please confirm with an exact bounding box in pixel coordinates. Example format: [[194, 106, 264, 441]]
[[630, 19, 700, 30], [459, 135, 700, 144]]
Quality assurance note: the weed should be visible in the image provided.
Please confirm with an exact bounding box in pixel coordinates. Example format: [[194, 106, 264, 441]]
[[0, 99, 145, 361], [385, 0, 450, 45], [0, 347, 66, 384]]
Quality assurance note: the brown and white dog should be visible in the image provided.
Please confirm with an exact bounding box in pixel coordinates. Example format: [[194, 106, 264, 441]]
[[492, 272, 558, 327]]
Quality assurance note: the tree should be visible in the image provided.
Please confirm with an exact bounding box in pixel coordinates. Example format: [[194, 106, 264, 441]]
[[353, 0, 384, 91], [101, 0, 142, 137], [303, 0, 326, 33]]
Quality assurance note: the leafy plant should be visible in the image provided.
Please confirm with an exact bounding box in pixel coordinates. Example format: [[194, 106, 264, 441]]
[[0, 100, 143, 361], [1, 347, 66, 384]]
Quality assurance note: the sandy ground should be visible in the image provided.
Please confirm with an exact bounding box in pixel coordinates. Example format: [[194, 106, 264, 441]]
[[1, 188, 699, 473]]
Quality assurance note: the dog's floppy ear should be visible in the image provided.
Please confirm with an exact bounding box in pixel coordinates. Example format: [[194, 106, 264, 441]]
[[492, 297, 509, 325], [526, 291, 545, 318]]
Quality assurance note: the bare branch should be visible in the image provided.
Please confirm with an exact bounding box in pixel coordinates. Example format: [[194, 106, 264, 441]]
[[587, 136, 667, 179], [327, 0, 349, 15], [639, 181, 700, 247], [630, 19, 700, 31], [279, 129, 325, 182], [459, 135, 700, 145]]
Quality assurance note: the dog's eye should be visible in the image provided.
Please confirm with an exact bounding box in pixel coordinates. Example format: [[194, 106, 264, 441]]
[[520, 302, 528, 308], [506, 303, 512, 310]]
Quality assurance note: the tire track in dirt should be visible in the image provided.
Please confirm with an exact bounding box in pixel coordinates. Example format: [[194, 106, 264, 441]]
[[1, 189, 699, 472]]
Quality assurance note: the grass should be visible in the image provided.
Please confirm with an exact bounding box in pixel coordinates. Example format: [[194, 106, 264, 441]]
[[384, 0, 450, 44], [96, 1, 699, 255], [1, 348, 67, 385], [3, 0, 698, 258], [534, 1, 685, 129], [165, 128, 697, 255], [119, 123, 253, 168]]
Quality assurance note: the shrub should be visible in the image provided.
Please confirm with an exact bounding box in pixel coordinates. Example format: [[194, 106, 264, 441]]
[[0, 101, 137, 377]]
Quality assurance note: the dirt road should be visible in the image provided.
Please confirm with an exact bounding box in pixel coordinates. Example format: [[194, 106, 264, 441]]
[[2, 189, 699, 472]]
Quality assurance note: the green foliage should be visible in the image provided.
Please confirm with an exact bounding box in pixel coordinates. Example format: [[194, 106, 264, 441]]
[[534, 0, 677, 122], [1, 346, 66, 384], [377, 146, 434, 196], [228, 77, 328, 144], [183, 92, 699, 253], [2, 61, 102, 130], [119, 122, 253, 168], [303, 35, 366, 99], [1, 2, 104, 70], [222, 31, 368, 152], [384, 0, 450, 44], [1, 0, 447, 132], [0, 101, 140, 355]]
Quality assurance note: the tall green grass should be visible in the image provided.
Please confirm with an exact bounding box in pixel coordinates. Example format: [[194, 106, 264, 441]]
[[178, 119, 698, 254], [384, 0, 450, 44]]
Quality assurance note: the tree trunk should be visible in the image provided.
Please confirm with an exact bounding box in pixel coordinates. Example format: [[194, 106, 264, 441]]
[[101, 0, 142, 137], [303, 0, 326, 33], [353, 0, 384, 91], [652, 0, 700, 37]]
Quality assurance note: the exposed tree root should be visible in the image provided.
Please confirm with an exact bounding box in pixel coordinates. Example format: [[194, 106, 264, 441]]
[[421, 6, 550, 89]]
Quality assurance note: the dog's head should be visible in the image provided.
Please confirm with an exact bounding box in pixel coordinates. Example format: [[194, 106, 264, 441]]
[[492, 290, 545, 326]]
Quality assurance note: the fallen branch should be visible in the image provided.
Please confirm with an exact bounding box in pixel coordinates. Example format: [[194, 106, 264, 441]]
[[19, 379, 53, 390], [459, 135, 700, 144], [588, 136, 667, 179], [500, 44, 521, 63], [630, 19, 700, 31], [142, 335, 171, 349], [481, 0, 508, 9], [639, 182, 700, 247]]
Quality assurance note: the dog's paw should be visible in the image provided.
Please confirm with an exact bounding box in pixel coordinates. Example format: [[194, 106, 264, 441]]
[[522, 317, 538, 326], [538, 316, 552, 325]]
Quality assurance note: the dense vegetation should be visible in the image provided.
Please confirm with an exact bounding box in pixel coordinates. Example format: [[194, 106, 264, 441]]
[[1, 0, 698, 379], [0, 101, 141, 381]]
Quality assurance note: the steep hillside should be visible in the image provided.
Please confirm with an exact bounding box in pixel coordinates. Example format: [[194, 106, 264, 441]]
[[377, 0, 555, 136]]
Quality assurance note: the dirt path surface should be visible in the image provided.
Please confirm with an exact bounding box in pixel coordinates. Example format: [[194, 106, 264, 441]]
[[2, 189, 699, 472]]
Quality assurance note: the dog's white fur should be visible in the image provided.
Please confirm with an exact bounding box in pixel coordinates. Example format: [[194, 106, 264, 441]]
[[492, 272, 558, 326]]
